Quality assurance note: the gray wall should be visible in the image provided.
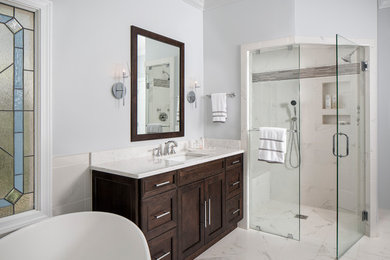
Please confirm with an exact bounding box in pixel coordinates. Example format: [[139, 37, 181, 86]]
[[378, 7, 390, 209], [203, 0, 377, 140], [203, 0, 295, 139], [295, 0, 377, 39], [51, 0, 204, 155]]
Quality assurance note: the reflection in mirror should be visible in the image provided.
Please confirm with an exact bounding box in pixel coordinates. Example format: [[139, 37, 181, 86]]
[[137, 35, 180, 134], [131, 26, 184, 141]]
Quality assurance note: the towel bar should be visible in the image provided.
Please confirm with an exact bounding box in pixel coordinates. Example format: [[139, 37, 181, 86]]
[[249, 128, 297, 133], [206, 92, 236, 98]]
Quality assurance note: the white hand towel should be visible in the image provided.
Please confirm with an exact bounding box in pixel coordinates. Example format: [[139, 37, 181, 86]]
[[211, 93, 227, 122], [258, 127, 287, 164], [146, 123, 162, 133]]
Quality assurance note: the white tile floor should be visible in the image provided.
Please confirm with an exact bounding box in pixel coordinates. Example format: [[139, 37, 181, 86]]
[[196, 209, 390, 260]]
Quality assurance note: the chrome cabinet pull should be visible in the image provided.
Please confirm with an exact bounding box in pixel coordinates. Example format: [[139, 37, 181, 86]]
[[155, 251, 170, 260], [208, 198, 211, 226], [232, 181, 240, 186], [155, 211, 170, 219], [232, 209, 240, 215], [204, 201, 207, 228], [155, 181, 170, 187], [231, 160, 240, 165]]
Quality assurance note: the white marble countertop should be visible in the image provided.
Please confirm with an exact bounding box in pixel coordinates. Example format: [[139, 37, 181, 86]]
[[90, 148, 244, 179]]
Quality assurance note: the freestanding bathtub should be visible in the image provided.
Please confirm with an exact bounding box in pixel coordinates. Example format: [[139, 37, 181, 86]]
[[0, 212, 151, 260]]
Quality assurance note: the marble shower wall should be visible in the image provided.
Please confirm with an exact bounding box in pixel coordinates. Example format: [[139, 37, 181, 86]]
[[299, 45, 361, 212], [249, 46, 300, 212], [249, 44, 362, 212]]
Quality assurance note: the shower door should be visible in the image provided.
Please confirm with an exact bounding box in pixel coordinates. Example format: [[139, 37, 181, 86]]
[[248, 45, 301, 240], [336, 35, 366, 258]]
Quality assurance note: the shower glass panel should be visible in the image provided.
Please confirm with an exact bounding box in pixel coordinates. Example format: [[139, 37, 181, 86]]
[[249, 45, 300, 240], [336, 35, 366, 257]]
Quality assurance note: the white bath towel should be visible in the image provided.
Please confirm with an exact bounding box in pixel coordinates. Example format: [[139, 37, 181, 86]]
[[146, 123, 163, 133], [211, 93, 227, 122], [258, 127, 287, 163]]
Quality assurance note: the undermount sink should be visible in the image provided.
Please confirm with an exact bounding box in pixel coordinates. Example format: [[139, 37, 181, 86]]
[[165, 152, 208, 162]]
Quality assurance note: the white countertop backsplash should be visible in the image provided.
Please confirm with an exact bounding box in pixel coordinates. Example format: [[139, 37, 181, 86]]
[[90, 138, 242, 179]]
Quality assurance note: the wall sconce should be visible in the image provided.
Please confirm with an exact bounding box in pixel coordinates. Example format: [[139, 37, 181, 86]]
[[186, 80, 201, 108], [112, 69, 129, 106]]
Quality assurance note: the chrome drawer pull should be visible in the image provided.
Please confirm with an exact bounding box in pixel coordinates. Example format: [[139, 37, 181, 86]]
[[232, 181, 240, 186], [155, 181, 170, 187], [204, 201, 207, 228], [155, 211, 170, 219], [208, 198, 211, 226], [156, 251, 170, 260], [232, 209, 240, 215], [231, 160, 240, 165]]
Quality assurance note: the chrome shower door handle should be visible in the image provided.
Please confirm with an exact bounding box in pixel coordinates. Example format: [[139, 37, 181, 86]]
[[332, 133, 349, 158], [339, 133, 349, 157], [332, 133, 337, 157]]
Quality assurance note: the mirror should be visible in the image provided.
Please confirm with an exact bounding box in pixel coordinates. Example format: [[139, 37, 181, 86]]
[[131, 26, 184, 141]]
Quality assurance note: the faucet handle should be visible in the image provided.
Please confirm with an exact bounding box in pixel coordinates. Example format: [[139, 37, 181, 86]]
[[170, 146, 176, 154], [152, 146, 162, 157]]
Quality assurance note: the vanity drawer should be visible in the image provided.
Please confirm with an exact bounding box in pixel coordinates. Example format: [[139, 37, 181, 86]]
[[226, 167, 243, 199], [141, 171, 177, 199], [148, 228, 177, 260], [226, 154, 243, 169], [226, 194, 243, 226], [178, 159, 224, 186], [141, 190, 177, 240]]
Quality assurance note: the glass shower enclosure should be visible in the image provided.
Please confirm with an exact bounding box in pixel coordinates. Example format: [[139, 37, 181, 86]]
[[247, 35, 367, 258], [336, 35, 366, 257], [248, 45, 301, 240]]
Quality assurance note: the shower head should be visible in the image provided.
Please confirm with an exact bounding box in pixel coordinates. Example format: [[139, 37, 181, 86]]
[[291, 100, 297, 106], [162, 70, 170, 80], [341, 48, 358, 63]]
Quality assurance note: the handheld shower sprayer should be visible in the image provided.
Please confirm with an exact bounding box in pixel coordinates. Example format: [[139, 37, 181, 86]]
[[291, 100, 297, 119], [287, 99, 300, 169]]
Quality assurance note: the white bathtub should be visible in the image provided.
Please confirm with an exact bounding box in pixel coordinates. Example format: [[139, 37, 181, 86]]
[[0, 212, 151, 260]]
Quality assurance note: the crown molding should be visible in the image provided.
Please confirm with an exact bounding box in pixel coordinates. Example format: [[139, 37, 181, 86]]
[[182, 0, 204, 10], [379, 0, 390, 9], [182, 0, 243, 11]]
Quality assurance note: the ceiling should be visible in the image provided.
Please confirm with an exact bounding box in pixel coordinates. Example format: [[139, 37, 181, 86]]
[[183, 0, 243, 11], [184, 0, 390, 11], [379, 0, 390, 9]]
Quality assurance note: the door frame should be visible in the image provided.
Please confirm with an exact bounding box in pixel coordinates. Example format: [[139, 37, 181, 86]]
[[240, 36, 378, 237]]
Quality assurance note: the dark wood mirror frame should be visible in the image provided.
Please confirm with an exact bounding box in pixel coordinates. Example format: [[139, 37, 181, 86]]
[[131, 26, 185, 142]]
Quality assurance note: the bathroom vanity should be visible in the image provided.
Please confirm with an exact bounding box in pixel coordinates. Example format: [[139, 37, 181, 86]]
[[91, 150, 243, 260]]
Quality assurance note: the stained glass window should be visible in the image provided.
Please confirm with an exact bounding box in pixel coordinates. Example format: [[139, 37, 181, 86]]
[[0, 3, 35, 219]]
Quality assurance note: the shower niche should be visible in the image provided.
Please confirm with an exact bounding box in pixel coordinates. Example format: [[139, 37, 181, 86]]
[[322, 81, 352, 125]]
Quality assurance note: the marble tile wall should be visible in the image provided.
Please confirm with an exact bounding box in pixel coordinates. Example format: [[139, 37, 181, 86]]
[[52, 153, 91, 216]]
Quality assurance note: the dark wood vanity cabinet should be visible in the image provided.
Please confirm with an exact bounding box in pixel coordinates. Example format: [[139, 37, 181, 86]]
[[178, 180, 205, 259], [92, 153, 243, 260]]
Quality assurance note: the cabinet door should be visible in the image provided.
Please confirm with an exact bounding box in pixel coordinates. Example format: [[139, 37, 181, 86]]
[[178, 181, 205, 259], [204, 172, 226, 243]]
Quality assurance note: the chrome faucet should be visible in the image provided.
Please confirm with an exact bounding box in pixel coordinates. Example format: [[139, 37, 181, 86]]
[[164, 140, 178, 155]]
